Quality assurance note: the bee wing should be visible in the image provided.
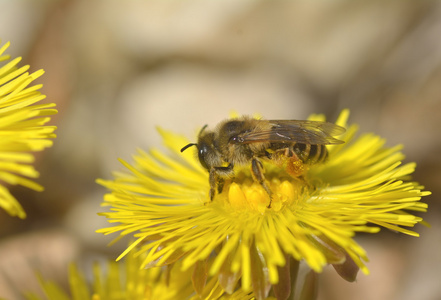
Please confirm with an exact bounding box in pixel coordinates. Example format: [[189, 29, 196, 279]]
[[237, 120, 345, 145]]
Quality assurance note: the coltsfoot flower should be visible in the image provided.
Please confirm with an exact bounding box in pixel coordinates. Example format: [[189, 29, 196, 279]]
[[0, 41, 57, 218], [24, 246, 255, 300], [97, 110, 429, 299]]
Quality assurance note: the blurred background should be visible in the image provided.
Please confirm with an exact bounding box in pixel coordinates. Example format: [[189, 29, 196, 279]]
[[0, 0, 439, 299]]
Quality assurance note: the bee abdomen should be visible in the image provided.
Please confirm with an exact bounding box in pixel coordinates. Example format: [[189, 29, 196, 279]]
[[294, 144, 328, 164]]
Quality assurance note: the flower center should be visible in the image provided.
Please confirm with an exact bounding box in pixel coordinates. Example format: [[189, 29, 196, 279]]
[[216, 163, 308, 213]]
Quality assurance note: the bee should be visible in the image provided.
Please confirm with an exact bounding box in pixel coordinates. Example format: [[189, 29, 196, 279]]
[[181, 116, 345, 208]]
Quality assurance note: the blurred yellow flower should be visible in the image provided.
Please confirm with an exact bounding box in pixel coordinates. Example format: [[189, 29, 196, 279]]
[[97, 110, 429, 299], [24, 247, 256, 300], [0, 41, 57, 218]]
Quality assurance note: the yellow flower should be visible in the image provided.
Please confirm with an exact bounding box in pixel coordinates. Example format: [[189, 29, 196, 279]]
[[97, 110, 429, 299], [0, 41, 57, 218], [24, 246, 256, 300]]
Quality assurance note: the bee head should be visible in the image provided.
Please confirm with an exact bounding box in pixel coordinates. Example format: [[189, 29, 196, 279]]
[[180, 125, 221, 171]]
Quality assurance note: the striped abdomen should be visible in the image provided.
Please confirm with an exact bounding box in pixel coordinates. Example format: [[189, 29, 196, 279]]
[[293, 143, 328, 164]]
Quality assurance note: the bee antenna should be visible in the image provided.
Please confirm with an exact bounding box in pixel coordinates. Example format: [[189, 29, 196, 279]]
[[180, 143, 198, 152], [198, 124, 208, 136]]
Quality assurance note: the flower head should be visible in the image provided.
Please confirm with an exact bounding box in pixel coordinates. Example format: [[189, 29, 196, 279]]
[[97, 110, 429, 299], [24, 245, 256, 300], [0, 41, 57, 218]]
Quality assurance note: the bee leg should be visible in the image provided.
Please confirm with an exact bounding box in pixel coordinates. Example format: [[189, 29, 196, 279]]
[[209, 168, 217, 201], [217, 178, 225, 194], [286, 154, 307, 178], [209, 164, 234, 201], [251, 158, 273, 208]]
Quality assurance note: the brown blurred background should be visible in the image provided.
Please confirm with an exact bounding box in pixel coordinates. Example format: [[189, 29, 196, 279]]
[[0, 1, 439, 299]]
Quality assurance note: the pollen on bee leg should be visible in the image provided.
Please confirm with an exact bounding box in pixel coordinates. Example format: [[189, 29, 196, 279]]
[[286, 157, 307, 177]]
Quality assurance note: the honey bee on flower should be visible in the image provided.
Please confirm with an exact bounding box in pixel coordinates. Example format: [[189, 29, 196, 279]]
[[181, 116, 345, 207]]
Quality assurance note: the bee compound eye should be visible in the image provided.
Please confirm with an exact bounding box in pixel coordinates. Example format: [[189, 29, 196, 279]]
[[198, 145, 209, 170]]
